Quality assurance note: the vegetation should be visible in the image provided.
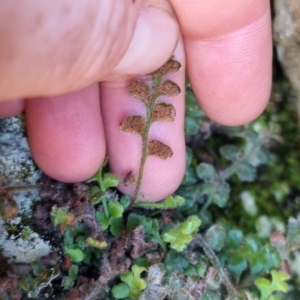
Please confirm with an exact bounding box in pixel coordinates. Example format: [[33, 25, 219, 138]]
[[1, 57, 300, 300]]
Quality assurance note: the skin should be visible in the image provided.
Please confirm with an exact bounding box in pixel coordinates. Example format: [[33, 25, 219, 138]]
[[0, 0, 272, 201]]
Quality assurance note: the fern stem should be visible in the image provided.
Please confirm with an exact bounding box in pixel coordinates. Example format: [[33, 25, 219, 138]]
[[132, 102, 152, 203], [193, 234, 240, 300], [0, 185, 41, 193], [131, 91, 159, 203]]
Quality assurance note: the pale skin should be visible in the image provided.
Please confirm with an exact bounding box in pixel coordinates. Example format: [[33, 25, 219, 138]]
[[0, 0, 272, 201]]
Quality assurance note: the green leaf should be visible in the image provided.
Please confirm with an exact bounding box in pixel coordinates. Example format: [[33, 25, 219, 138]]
[[163, 216, 201, 251], [186, 147, 193, 167], [86, 237, 107, 249], [62, 277, 74, 290], [227, 256, 247, 278], [31, 261, 46, 277], [236, 162, 256, 182], [110, 216, 124, 238], [51, 206, 74, 226], [134, 195, 185, 209], [75, 235, 85, 249], [205, 225, 226, 251], [108, 200, 124, 218], [226, 230, 244, 249], [64, 248, 84, 263], [286, 215, 300, 251], [103, 173, 119, 190], [185, 115, 200, 135], [182, 167, 198, 185], [210, 194, 227, 208], [88, 186, 105, 205], [120, 196, 131, 209], [165, 250, 190, 274], [199, 183, 214, 197], [219, 145, 240, 161], [112, 283, 130, 299], [68, 265, 78, 280], [120, 265, 147, 298], [95, 211, 109, 230], [255, 278, 271, 300], [255, 271, 290, 300], [196, 163, 216, 182], [63, 230, 74, 247], [209, 181, 230, 208]]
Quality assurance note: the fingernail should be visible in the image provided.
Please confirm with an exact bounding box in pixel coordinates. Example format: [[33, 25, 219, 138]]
[[113, 7, 179, 75]]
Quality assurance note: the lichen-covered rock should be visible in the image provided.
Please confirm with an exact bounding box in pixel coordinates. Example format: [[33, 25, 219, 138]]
[[273, 0, 300, 117], [0, 116, 51, 263]]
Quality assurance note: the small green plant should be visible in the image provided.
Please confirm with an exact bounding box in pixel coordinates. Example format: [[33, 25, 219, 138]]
[[255, 270, 290, 300], [62, 265, 79, 290], [63, 223, 105, 264], [163, 215, 201, 251], [112, 265, 147, 299], [95, 199, 124, 238], [19, 261, 60, 298], [50, 206, 75, 227]]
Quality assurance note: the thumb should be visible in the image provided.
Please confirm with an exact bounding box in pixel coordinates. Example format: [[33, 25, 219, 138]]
[[0, 0, 178, 101]]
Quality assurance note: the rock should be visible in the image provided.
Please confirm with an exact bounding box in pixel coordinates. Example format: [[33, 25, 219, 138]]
[[0, 116, 51, 263], [273, 0, 300, 117]]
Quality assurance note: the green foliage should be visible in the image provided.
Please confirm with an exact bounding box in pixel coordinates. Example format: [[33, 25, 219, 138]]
[[95, 199, 124, 237], [63, 224, 104, 267], [185, 115, 200, 135], [195, 162, 231, 209], [127, 213, 166, 251], [163, 216, 201, 251], [164, 249, 207, 277], [134, 195, 185, 209], [112, 265, 147, 299], [50, 206, 74, 226], [64, 248, 84, 263], [255, 270, 290, 300], [220, 233, 281, 278], [19, 261, 60, 298], [62, 265, 78, 289], [87, 158, 119, 192], [286, 215, 300, 251], [204, 225, 226, 252]]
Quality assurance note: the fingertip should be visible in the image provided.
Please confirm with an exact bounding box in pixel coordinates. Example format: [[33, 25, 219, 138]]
[[25, 84, 106, 183], [186, 10, 272, 126]]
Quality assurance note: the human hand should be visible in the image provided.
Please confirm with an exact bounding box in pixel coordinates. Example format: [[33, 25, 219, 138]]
[[0, 0, 272, 202]]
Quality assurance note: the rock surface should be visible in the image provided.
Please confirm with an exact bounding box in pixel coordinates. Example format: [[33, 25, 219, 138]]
[[0, 116, 51, 263], [274, 0, 300, 116]]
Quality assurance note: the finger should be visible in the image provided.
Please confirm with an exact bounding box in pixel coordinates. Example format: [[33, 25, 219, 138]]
[[25, 84, 105, 182], [169, 0, 272, 125], [112, 7, 179, 75], [101, 38, 185, 202], [0, 0, 178, 101], [0, 98, 24, 117]]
